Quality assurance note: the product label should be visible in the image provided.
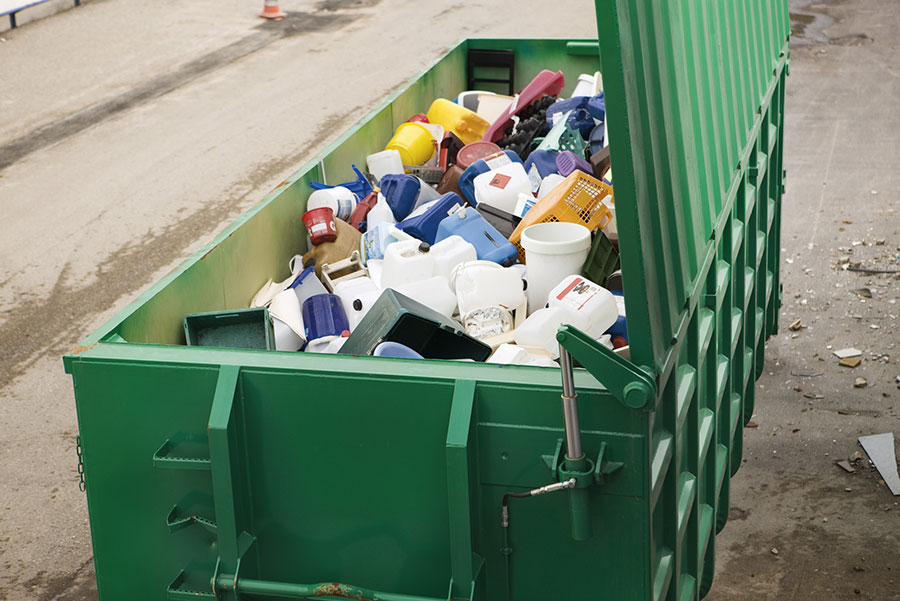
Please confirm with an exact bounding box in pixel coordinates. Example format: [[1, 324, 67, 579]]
[[335, 196, 354, 221], [310, 223, 328, 235], [489, 173, 512, 189], [484, 154, 512, 170], [527, 164, 543, 193], [555, 277, 600, 312]]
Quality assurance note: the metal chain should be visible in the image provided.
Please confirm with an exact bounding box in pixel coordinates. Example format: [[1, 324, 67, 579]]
[[75, 435, 85, 492]]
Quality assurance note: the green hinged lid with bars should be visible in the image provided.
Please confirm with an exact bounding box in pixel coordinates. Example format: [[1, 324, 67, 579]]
[[64, 2, 790, 600]]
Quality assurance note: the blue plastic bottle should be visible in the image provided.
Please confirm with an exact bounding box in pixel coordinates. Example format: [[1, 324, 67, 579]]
[[396, 192, 464, 244], [379, 174, 420, 221], [435, 206, 518, 267], [457, 150, 523, 205]]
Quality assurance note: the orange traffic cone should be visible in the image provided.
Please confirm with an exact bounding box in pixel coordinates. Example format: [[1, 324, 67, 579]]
[[259, 0, 286, 20]]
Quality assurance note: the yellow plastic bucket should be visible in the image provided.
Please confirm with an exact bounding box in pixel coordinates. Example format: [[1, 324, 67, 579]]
[[385, 122, 436, 166], [426, 98, 490, 145]]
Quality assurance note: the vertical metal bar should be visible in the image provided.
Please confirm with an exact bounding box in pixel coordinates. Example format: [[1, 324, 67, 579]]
[[10, 13, 16, 28], [558, 346, 583, 460], [445, 380, 476, 600], [207, 365, 243, 588]]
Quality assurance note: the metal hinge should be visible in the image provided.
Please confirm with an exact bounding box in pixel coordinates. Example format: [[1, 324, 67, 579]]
[[75, 435, 85, 492]]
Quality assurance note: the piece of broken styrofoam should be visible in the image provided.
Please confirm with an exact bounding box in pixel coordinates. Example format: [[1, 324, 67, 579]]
[[833, 347, 862, 359], [858, 432, 900, 496]]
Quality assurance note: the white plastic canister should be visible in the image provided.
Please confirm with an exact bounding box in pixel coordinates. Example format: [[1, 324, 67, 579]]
[[473, 162, 532, 214], [547, 275, 618, 338], [380, 239, 436, 290]]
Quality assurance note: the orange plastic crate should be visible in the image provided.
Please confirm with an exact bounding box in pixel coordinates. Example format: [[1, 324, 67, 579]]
[[509, 171, 614, 263]]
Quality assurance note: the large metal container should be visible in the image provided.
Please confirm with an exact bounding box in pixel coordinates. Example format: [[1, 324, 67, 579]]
[[64, 2, 790, 599]]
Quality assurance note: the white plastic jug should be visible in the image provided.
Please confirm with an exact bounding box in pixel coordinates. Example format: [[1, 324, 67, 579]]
[[547, 275, 618, 338], [537, 173, 566, 199], [332, 276, 381, 330], [488, 343, 558, 368], [365, 193, 397, 230], [412, 177, 441, 211], [381, 239, 435, 290], [307, 186, 357, 222], [473, 162, 532, 214], [430, 235, 477, 281], [453, 261, 526, 315], [520, 222, 591, 315], [367, 149, 404, 181], [514, 306, 588, 359], [394, 276, 457, 317]]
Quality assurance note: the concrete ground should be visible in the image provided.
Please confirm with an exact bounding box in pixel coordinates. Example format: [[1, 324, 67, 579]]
[[0, 0, 897, 599]]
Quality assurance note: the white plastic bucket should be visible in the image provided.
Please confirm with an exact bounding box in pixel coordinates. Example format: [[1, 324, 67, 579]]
[[307, 186, 357, 221], [520, 222, 591, 315], [366, 149, 404, 182]]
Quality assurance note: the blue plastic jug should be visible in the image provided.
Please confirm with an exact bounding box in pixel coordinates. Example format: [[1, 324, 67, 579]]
[[587, 93, 606, 122], [435, 206, 518, 267], [396, 193, 463, 244], [457, 150, 523, 205], [379, 174, 420, 221]]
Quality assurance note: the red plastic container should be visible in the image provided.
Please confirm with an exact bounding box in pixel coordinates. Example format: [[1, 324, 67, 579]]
[[407, 113, 429, 123], [348, 189, 380, 230], [456, 141, 501, 170], [303, 207, 338, 245]]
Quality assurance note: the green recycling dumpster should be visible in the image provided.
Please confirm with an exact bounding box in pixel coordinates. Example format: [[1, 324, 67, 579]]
[[63, 2, 790, 600]]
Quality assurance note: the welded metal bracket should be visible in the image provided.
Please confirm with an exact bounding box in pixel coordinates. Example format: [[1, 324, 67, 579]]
[[556, 325, 657, 409], [543, 439, 623, 489]]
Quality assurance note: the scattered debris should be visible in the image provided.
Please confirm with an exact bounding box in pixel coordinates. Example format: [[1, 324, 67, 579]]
[[834, 348, 862, 359], [854, 377, 868, 388], [848, 266, 900, 274], [845, 487, 852, 492], [854, 288, 873, 298], [745, 421, 759, 429], [849, 450, 864, 463], [791, 428, 800, 433], [803, 392, 824, 400], [771, 547, 779, 555], [793, 385, 804, 392], [836, 460, 856, 473], [789, 319, 804, 331], [791, 369, 823, 377], [858, 433, 900, 495], [838, 409, 850, 415], [839, 357, 862, 368]]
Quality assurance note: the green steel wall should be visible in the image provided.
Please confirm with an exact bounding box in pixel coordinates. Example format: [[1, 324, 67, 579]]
[[596, 0, 789, 598], [65, 6, 789, 598]]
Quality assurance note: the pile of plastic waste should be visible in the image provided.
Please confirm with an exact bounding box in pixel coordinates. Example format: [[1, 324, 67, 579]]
[[186, 70, 626, 367]]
